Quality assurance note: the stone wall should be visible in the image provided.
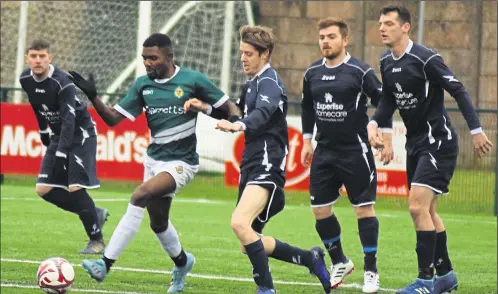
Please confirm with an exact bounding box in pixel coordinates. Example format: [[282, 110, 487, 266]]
[[258, 0, 497, 168]]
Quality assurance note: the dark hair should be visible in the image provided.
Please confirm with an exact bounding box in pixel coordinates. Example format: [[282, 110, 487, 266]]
[[143, 33, 172, 49], [380, 5, 411, 25], [27, 39, 50, 53], [239, 25, 275, 57], [317, 17, 349, 38]]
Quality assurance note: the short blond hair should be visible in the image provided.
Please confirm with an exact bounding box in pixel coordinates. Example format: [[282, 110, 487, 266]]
[[317, 17, 349, 38], [239, 25, 275, 57]]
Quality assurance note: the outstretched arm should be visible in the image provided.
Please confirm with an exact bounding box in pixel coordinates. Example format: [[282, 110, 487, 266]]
[[69, 71, 125, 126], [424, 54, 493, 158], [184, 98, 242, 122]]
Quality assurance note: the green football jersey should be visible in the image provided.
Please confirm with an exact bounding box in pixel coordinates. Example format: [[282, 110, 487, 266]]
[[114, 66, 228, 165]]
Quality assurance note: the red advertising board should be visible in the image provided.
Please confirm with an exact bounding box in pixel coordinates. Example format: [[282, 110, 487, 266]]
[[1, 103, 409, 197], [0, 102, 149, 181], [224, 116, 410, 197]]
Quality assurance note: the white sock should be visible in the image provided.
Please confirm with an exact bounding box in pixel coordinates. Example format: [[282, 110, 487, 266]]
[[155, 220, 182, 258], [104, 203, 145, 260]]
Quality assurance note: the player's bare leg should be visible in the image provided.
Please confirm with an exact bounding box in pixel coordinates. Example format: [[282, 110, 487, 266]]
[[82, 172, 176, 282], [431, 201, 458, 293], [147, 196, 195, 292], [397, 186, 435, 294], [353, 205, 380, 293], [313, 205, 354, 289], [233, 185, 330, 293], [232, 185, 276, 293]]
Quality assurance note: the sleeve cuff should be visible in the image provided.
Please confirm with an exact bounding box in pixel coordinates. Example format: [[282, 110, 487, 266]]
[[204, 104, 213, 115], [234, 121, 247, 131], [213, 94, 230, 108], [470, 127, 483, 135], [114, 105, 136, 121], [380, 128, 393, 134], [303, 133, 313, 140], [368, 120, 378, 127], [55, 151, 67, 158], [40, 128, 50, 134]]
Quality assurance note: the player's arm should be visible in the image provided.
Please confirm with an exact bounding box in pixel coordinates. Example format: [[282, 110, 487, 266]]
[[209, 84, 246, 121], [368, 69, 397, 149], [300, 75, 315, 168], [56, 83, 77, 158], [89, 96, 125, 127], [424, 54, 493, 157], [184, 98, 242, 122], [301, 75, 315, 141], [424, 54, 481, 132], [363, 69, 393, 132], [68, 71, 125, 126], [210, 99, 242, 121], [235, 78, 282, 132], [29, 103, 51, 146], [185, 72, 242, 121]]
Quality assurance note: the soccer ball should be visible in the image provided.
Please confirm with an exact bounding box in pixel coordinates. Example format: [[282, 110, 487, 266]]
[[37, 257, 75, 293]]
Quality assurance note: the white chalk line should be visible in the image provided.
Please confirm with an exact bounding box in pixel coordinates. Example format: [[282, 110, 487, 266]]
[[0, 283, 144, 294], [1, 196, 496, 225], [0, 258, 398, 292]]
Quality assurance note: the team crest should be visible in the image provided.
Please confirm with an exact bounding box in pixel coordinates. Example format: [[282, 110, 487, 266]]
[[175, 166, 184, 174], [174, 86, 184, 98]]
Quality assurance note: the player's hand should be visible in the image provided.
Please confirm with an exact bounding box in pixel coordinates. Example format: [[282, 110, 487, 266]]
[[367, 123, 384, 149], [379, 132, 393, 165], [472, 132, 493, 159], [301, 139, 314, 168], [215, 119, 243, 132], [40, 132, 51, 147], [68, 71, 97, 100], [184, 98, 208, 113]]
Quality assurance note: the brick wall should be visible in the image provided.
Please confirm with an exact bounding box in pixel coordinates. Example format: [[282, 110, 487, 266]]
[[258, 0, 496, 168]]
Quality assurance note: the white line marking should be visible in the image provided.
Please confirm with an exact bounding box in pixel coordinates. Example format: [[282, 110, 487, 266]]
[[0, 258, 398, 292], [2, 197, 496, 225], [1, 283, 144, 294], [0, 197, 226, 205]]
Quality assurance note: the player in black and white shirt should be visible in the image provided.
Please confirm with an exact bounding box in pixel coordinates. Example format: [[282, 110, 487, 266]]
[[300, 17, 392, 293], [196, 25, 332, 294], [20, 39, 109, 254], [368, 7, 493, 294]]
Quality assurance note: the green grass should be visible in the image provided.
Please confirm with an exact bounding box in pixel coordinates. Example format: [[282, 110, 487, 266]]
[[3, 168, 495, 215], [0, 174, 497, 293]]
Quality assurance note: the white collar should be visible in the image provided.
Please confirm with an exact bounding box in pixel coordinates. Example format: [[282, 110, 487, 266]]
[[31, 64, 54, 82], [322, 52, 351, 68], [154, 65, 180, 84], [249, 63, 271, 81], [391, 39, 413, 60]]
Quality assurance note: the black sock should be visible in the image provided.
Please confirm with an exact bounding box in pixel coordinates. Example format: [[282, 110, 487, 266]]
[[358, 217, 379, 273], [171, 249, 187, 267], [270, 239, 313, 268], [72, 189, 102, 241], [42, 188, 79, 213], [316, 214, 347, 264], [416, 230, 436, 280], [244, 239, 274, 290], [434, 231, 453, 276], [102, 254, 115, 272]]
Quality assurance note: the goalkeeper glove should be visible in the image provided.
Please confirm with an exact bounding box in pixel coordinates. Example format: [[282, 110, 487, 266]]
[[68, 71, 97, 101]]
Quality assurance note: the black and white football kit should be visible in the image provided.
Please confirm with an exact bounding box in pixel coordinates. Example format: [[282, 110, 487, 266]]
[[302, 53, 392, 207], [20, 65, 99, 189], [371, 40, 482, 194]]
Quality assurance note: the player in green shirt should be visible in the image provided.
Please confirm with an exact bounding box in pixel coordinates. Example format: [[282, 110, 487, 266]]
[[70, 33, 240, 293]]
